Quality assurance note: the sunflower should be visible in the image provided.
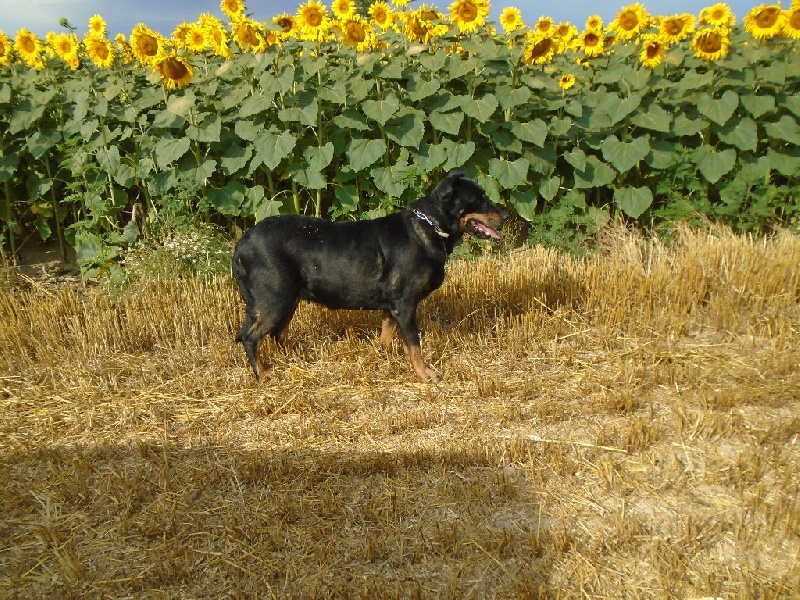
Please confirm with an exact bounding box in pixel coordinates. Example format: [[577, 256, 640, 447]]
[[115, 33, 135, 64], [784, 5, 800, 39], [404, 6, 447, 42], [575, 28, 605, 57], [659, 13, 695, 43], [691, 26, 730, 60], [50, 32, 79, 61], [555, 22, 578, 43], [393, 0, 411, 7], [183, 24, 208, 53], [203, 18, 233, 58], [585, 15, 603, 30], [340, 14, 375, 50], [449, 0, 490, 34], [297, 0, 330, 40], [0, 30, 13, 66], [499, 7, 524, 32], [84, 34, 115, 68], [171, 23, 192, 49], [523, 32, 559, 65], [639, 34, 667, 68], [88, 14, 106, 37], [332, 0, 355, 20], [15, 28, 44, 68], [558, 73, 576, 90], [699, 3, 736, 27], [534, 16, 555, 35], [609, 3, 649, 40], [369, 2, 394, 30], [273, 13, 299, 37], [232, 17, 266, 52], [130, 23, 162, 65], [220, 0, 245, 19], [743, 4, 786, 40], [154, 52, 193, 89]]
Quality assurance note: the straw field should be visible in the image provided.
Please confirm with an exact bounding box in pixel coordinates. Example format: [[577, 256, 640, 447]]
[[1, 226, 799, 598]]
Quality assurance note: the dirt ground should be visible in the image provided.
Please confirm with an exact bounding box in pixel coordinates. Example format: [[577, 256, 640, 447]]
[[1, 227, 798, 598]]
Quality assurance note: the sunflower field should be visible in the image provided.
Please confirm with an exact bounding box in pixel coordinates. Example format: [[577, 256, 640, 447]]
[[1, 0, 799, 275]]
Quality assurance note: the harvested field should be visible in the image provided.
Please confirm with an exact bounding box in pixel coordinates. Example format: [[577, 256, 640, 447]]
[[1, 226, 799, 598]]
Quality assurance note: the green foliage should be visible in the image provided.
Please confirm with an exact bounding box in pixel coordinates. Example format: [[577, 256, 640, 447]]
[[0, 26, 799, 275]]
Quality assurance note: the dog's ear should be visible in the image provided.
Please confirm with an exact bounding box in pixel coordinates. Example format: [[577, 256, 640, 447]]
[[432, 170, 464, 203]]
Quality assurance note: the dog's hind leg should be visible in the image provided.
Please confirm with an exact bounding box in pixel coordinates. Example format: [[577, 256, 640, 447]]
[[237, 300, 297, 380], [391, 304, 441, 383], [380, 310, 398, 351]]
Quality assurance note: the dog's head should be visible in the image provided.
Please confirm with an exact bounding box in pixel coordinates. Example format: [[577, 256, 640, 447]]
[[420, 170, 507, 243]]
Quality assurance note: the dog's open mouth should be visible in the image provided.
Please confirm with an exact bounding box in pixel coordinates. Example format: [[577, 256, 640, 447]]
[[466, 218, 503, 241]]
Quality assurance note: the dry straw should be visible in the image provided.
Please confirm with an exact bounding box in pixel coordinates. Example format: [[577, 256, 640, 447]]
[[1, 225, 798, 597]]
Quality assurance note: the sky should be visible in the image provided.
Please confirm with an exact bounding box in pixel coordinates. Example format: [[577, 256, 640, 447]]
[[0, 0, 761, 39]]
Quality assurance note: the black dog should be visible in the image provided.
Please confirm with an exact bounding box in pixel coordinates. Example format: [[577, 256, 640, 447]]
[[232, 170, 506, 382]]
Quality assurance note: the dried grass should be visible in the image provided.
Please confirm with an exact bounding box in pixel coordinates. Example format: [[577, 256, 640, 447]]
[[1, 225, 799, 598]]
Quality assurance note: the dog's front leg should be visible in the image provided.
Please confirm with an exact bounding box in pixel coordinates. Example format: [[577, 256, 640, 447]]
[[392, 306, 441, 383]]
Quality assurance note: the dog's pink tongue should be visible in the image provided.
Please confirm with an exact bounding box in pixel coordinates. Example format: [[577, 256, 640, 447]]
[[474, 221, 502, 241]]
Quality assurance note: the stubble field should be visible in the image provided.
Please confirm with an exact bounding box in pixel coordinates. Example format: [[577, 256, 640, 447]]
[[1, 226, 799, 598]]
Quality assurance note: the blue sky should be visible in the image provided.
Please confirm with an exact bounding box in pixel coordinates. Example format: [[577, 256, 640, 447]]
[[1, 0, 760, 38]]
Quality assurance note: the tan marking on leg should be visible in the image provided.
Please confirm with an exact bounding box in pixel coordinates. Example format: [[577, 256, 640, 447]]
[[380, 311, 398, 351], [404, 344, 441, 383]]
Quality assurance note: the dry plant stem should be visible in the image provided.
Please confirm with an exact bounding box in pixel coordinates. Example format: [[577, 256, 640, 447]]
[[1, 224, 799, 598]]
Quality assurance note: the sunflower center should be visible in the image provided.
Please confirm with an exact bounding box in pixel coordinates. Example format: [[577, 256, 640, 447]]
[[307, 10, 323, 27], [664, 19, 683, 35], [21, 37, 36, 53], [619, 11, 640, 31], [755, 7, 780, 28], [584, 32, 600, 47], [346, 22, 365, 42], [458, 4, 477, 21], [530, 38, 553, 58], [698, 31, 722, 52], [140, 36, 158, 56], [646, 43, 660, 58], [164, 57, 189, 80]]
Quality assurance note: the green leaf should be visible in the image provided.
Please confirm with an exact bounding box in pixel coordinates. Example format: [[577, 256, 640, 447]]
[[764, 115, 800, 145], [154, 137, 191, 169], [10, 98, 48, 134], [412, 143, 448, 171], [510, 188, 538, 222], [498, 85, 531, 110], [461, 94, 498, 122], [781, 94, 800, 118], [767, 148, 800, 178], [693, 146, 737, 184], [166, 90, 195, 117], [539, 176, 561, 202], [362, 93, 400, 125], [511, 119, 548, 147], [697, 90, 739, 126], [278, 91, 318, 127], [187, 113, 221, 142], [601, 135, 650, 174], [27, 131, 61, 159], [717, 117, 758, 152], [429, 111, 464, 135], [252, 130, 297, 171], [234, 119, 260, 142], [206, 181, 243, 216], [385, 111, 425, 147], [630, 103, 672, 133], [614, 186, 653, 219], [564, 147, 587, 172], [603, 92, 642, 125], [371, 165, 410, 197], [304, 142, 335, 172], [407, 77, 440, 102], [287, 165, 327, 189], [348, 138, 387, 172], [95, 145, 121, 175], [573, 156, 616, 190], [741, 94, 775, 119], [673, 114, 707, 137], [221, 143, 253, 175], [0, 153, 21, 184], [440, 140, 476, 171], [332, 109, 371, 132], [488, 158, 530, 189]]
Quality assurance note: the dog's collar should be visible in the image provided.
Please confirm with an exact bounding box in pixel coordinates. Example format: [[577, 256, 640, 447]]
[[412, 209, 449, 238]]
